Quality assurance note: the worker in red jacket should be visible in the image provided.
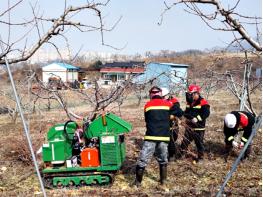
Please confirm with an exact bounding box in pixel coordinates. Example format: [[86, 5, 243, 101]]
[[223, 111, 255, 160], [161, 87, 183, 161], [179, 84, 210, 162], [135, 86, 183, 187]]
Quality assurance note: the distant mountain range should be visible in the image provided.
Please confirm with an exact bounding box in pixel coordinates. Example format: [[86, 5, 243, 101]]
[[26, 41, 259, 64], [210, 39, 260, 52]]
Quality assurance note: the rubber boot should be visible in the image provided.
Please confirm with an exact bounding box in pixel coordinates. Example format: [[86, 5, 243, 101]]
[[135, 165, 145, 187], [159, 164, 167, 185]]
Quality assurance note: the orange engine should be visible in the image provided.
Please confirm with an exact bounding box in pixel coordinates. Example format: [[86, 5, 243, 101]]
[[80, 148, 100, 167]]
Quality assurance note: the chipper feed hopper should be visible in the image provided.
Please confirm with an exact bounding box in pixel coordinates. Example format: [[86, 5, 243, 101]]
[[41, 113, 132, 188]]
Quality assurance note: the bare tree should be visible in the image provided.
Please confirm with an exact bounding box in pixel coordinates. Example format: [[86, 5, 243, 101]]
[[160, 0, 262, 52], [0, 0, 121, 65], [28, 70, 134, 122], [0, 0, 128, 122], [196, 52, 261, 115]]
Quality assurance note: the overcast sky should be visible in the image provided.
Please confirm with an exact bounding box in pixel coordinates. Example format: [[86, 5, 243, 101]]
[[1, 0, 262, 55]]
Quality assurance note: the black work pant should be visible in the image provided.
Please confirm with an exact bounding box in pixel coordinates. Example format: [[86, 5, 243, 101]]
[[180, 128, 205, 156]]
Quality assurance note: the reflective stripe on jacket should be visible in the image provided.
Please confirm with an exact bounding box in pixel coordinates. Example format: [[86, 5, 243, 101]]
[[184, 97, 210, 129], [224, 111, 255, 144], [144, 97, 172, 142]]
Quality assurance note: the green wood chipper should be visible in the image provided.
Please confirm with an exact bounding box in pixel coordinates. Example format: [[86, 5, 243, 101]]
[[41, 113, 132, 188]]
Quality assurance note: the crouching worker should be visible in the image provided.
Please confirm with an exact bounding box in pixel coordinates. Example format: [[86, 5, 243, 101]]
[[223, 111, 255, 161], [135, 86, 183, 187]]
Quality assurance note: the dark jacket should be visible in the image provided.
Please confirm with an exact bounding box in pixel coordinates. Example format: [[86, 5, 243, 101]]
[[184, 96, 210, 130], [224, 111, 255, 144], [144, 96, 183, 142], [168, 96, 183, 119]]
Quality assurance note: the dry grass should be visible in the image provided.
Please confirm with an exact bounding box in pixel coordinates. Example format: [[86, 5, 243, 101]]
[[0, 88, 261, 196]]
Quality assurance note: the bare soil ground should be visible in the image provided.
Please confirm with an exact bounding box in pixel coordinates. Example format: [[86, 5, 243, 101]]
[[0, 89, 261, 197]]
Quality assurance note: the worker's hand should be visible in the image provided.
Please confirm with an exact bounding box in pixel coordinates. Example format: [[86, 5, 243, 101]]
[[239, 142, 245, 149], [232, 141, 239, 148], [191, 117, 198, 123]]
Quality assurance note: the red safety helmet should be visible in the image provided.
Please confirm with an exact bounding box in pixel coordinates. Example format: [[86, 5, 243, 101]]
[[188, 84, 201, 93]]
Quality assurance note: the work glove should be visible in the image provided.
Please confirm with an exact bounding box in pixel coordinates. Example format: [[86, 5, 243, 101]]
[[239, 142, 245, 149], [191, 117, 198, 123], [170, 115, 175, 120], [232, 141, 239, 148]]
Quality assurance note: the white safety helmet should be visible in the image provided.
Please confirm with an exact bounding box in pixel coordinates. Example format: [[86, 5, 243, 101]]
[[161, 87, 169, 97], [224, 113, 237, 128]]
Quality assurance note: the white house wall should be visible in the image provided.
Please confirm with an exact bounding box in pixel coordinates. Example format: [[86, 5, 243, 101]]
[[42, 71, 78, 83], [42, 62, 79, 83], [42, 71, 67, 83]]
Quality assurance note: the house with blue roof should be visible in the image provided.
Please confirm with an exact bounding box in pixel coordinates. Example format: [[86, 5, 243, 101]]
[[42, 62, 80, 83]]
